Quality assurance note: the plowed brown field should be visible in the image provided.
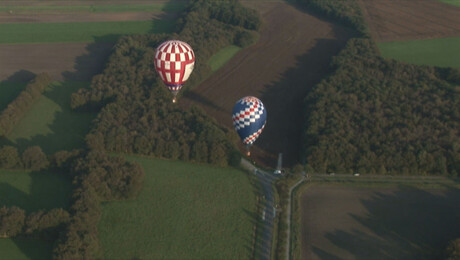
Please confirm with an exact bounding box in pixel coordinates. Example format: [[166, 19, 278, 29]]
[[181, 2, 353, 167], [300, 185, 460, 259], [0, 42, 113, 81], [359, 0, 460, 42]]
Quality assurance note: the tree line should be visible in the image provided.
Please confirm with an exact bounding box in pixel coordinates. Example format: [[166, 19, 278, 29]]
[[0, 207, 70, 241], [299, 1, 460, 176], [70, 0, 261, 167], [294, 0, 368, 37], [52, 151, 144, 259], [0, 73, 51, 136], [0, 149, 145, 259], [0, 145, 48, 171]]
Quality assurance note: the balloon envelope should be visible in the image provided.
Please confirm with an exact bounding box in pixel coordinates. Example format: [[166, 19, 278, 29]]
[[232, 96, 267, 146], [154, 40, 195, 94]]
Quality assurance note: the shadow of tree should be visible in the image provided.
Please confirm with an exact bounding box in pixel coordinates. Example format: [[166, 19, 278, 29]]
[[0, 170, 72, 213], [0, 82, 96, 154], [61, 40, 115, 82], [3, 70, 36, 83], [0, 169, 72, 259], [318, 186, 460, 259]]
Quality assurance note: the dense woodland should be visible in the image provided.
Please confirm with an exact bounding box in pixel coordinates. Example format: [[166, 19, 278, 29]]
[[0, 73, 51, 136], [299, 0, 460, 176], [71, 0, 260, 166]]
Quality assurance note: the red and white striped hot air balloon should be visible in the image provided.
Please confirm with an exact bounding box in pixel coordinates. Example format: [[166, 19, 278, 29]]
[[154, 40, 195, 103]]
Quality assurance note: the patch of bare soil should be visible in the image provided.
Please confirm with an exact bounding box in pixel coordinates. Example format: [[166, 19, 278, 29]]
[[359, 0, 460, 42], [180, 2, 352, 167], [0, 42, 114, 81], [300, 185, 460, 259]]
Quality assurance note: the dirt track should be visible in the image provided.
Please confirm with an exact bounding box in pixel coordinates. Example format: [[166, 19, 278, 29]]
[[0, 12, 173, 23], [359, 0, 460, 42], [300, 185, 460, 259], [181, 2, 352, 167]]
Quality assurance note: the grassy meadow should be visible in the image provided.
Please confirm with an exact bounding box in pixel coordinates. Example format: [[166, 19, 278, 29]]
[[439, 0, 460, 7], [0, 3, 186, 13], [0, 20, 175, 44], [0, 238, 53, 260], [98, 156, 257, 259], [0, 169, 71, 212], [208, 45, 242, 72], [378, 37, 460, 68], [1, 81, 96, 154]]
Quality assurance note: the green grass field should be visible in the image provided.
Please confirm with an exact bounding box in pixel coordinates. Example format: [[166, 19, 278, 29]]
[[439, 0, 460, 7], [0, 20, 175, 44], [0, 169, 71, 212], [0, 3, 187, 13], [98, 156, 257, 259], [378, 37, 460, 68], [0, 82, 27, 111], [0, 238, 53, 260], [1, 81, 96, 154], [208, 45, 242, 72]]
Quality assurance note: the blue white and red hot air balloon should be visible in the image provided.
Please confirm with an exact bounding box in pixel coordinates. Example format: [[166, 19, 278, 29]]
[[154, 40, 195, 103], [232, 96, 267, 156]]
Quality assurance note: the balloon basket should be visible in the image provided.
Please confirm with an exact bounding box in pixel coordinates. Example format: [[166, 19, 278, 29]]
[[172, 97, 177, 103], [246, 151, 251, 157]]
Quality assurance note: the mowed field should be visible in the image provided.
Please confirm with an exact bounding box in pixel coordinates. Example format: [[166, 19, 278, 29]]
[[181, 1, 353, 167], [98, 156, 257, 259], [378, 37, 460, 68], [300, 185, 460, 260], [439, 0, 460, 7], [359, 0, 460, 42]]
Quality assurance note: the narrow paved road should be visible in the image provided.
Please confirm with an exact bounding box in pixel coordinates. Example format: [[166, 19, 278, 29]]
[[241, 158, 279, 260]]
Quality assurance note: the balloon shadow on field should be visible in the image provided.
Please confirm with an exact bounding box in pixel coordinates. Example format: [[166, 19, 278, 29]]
[[316, 186, 460, 260]]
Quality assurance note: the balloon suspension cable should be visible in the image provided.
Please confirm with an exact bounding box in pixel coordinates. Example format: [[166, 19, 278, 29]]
[[172, 92, 178, 103]]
